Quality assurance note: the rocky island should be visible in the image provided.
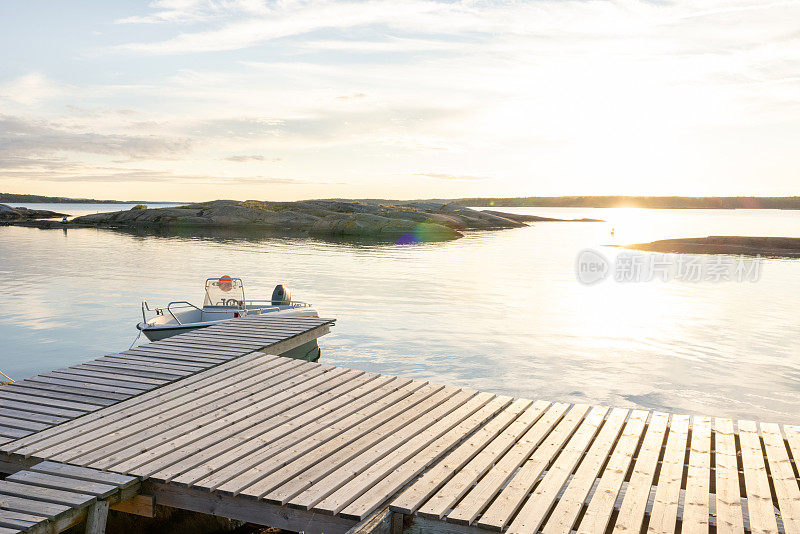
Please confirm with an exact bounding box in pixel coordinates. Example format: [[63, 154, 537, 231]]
[[0, 203, 67, 221], [625, 236, 800, 258], [50, 199, 527, 240]]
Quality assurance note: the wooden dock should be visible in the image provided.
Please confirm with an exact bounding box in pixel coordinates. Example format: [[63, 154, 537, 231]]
[[1, 319, 799, 534], [0, 315, 333, 445]]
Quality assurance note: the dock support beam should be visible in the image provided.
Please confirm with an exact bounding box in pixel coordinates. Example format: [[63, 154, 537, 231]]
[[85, 501, 110, 534]]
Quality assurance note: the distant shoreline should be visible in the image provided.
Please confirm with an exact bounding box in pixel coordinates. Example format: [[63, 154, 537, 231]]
[[444, 196, 800, 210], [0, 193, 181, 204], [4, 193, 800, 210]]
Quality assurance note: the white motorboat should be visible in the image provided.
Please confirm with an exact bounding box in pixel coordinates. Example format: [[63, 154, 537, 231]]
[[137, 277, 320, 356]]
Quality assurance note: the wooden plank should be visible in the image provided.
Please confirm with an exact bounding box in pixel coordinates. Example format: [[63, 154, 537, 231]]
[[126, 346, 232, 360], [0, 417, 48, 433], [55, 367, 167, 386], [556, 410, 648, 534], [266, 389, 492, 507], [738, 420, 779, 534], [78, 361, 189, 380], [714, 418, 745, 534], [29, 461, 138, 488], [138, 372, 387, 481], [0, 390, 103, 412], [8, 353, 280, 456], [0, 508, 46, 529], [86, 365, 357, 471], [37, 371, 152, 391], [0, 427, 30, 440], [647, 414, 691, 534], [6, 471, 119, 499], [0, 480, 96, 507], [7, 380, 129, 401], [505, 406, 612, 534], [47, 360, 317, 465], [1, 383, 118, 404], [681, 416, 712, 534], [211, 383, 452, 496], [101, 355, 207, 371], [169, 376, 422, 489], [0, 398, 85, 419], [0, 494, 70, 519], [475, 404, 592, 531], [391, 399, 544, 515], [760, 423, 800, 534], [292, 392, 495, 510], [0, 408, 67, 427], [338, 396, 516, 521], [611, 411, 670, 534], [784, 425, 800, 466], [444, 402, 571, 526], [235, 387, 474, 501]]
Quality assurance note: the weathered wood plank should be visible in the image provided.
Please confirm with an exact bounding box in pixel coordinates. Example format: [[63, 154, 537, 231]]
[[611, 411, 670, 534], [338, 396, 515, 521], [269, 389, 493, 508], [6, 381, 128, 401], [140, 372, 387, 482], [0, 417, 48, 433], [444, 402, 570, 526], [0, 398, 85, 419], [37, 371, 152, 391], [543, 408, 638, 534], [0, 384, 116, 406], [0, 493, 70, 519], [0, 480, 96, 507], [170, 376, 421, 489], [738, 420, 779, 534], [681, 416, 712, 534], [476, 404, 592, 531], [0, 390, 105, 411], [49, 360, 317, 465], [391, 399, 543, 516], [647, 414, 691, 534], [0, 408, 67, 427], [211, 383, 452, 496], [0, 508, 46, 529], [0, 427, 30, 439], [6, 471, 119, 499], [506, 406, 612, 534], [760, 423, 800, 534], [7, 353, 279, 456], [714, 418, 745, 534], [237, 387, 474, 502], [29, 461, 138, 488], [90, 365, 356, 472]]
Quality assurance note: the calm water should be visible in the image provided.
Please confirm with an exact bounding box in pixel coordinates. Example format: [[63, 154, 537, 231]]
[[1, 204, 799, 423]]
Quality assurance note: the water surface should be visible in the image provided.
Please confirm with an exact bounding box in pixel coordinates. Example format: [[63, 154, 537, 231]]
[[1, 204, 799, 423]]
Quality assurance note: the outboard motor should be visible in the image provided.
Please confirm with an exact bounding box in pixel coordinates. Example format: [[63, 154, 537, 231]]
[[271, 284, 291, 306]]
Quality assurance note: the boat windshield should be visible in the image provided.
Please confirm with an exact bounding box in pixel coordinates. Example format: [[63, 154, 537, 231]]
[[204, 277, 245, 307]]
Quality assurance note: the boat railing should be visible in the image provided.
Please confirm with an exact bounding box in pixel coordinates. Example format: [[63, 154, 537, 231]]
[[141, 298, 313, 324], [244, 300, 312, 315]]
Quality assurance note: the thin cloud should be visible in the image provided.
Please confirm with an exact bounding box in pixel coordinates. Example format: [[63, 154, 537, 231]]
[[223, 155, 282, 162], [0, 115, 191, 158], [416, 172, 490, 181]]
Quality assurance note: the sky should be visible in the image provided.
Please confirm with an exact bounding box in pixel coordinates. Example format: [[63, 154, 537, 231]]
[[0, 0, 798, 202]]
